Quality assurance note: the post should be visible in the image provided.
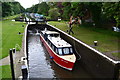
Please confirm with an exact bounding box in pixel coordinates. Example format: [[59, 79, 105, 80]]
[[9, 49, 15, 80], [94, 41, 98, 46], [21, 65, 28, 79], [13, 48, 16, 53]]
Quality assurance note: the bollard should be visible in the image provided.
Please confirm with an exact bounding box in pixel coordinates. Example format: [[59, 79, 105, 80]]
[[22, 25, 24, 27], [18, 31, 21, 35], [94, 41, 98, 46], [13, 48, 16, 53], [9, 49, 15, 80], [21, 65, 28, 79]]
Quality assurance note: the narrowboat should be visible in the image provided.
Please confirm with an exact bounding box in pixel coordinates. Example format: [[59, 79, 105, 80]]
[[40, 28, 76, 70]]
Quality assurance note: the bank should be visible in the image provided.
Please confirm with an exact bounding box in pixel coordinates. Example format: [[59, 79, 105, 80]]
[[49, 21, 120, 60]]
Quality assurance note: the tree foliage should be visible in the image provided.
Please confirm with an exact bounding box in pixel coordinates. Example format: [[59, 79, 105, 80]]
[[2, 2, 25, 17], [26, 4, 39, 13], [48, 8, 60, 20], [86, 2, 102, 26], [26, 2, 50, 16], [102, 2, 120, 27], [61, 2, 119, 27], [2, 2, 12, 17], [37, 2, 50, 16]]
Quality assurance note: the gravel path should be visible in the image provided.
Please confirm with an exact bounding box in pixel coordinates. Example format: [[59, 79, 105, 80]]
[[0, 56, 10, 66]]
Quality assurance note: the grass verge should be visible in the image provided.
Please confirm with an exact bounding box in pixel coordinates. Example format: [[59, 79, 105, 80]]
[[1, 18, 26, 59], [0, 65, 11, 79], [49, 21, 120, 58], [1, 14, 26, 79]]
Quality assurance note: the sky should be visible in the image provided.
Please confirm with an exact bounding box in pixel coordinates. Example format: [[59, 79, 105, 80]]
[[14, 0, 41, 9]]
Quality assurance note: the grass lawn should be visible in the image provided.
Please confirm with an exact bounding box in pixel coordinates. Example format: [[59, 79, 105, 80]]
[[0, 14, 26, 79], [1, 18, 26, 59], [2, 14, 21, 20], [49, 21, 120, 58], [0, 65, 12, 79]]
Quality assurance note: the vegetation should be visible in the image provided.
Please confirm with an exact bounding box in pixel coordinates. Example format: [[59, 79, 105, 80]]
[[26, 2, 50, 16], [49, 21, 120, 58], [48, 8, 60, 20], [1, 15, 26, 59], [26, 2, 120, 28], [112, 52, 120, 58], [0, 65, 11, 79], [37, 2, 50, 16], [102, 2, 120, 27], [2, 2, 25, 17]]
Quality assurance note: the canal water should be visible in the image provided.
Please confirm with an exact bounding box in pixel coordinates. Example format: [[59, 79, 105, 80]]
[[28, 31, 93, 79]]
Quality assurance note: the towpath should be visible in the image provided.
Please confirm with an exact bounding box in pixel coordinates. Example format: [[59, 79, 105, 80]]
[[0, 56, 10, 66]]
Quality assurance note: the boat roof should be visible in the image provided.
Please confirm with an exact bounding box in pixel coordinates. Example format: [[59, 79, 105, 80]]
[[48, 37, 72, 48], [41, 30, 59, 35], [41, 30, 72, 48]]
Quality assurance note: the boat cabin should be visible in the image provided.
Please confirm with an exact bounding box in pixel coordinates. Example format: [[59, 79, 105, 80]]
[[41, 30, 74, 56]]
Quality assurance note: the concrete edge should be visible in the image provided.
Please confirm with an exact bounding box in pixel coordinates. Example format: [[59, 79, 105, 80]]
[[24, 24, 29, 71], [24, 24, 28, 58]]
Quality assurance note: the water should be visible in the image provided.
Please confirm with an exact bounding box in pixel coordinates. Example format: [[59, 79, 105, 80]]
[[28, 31, 93, 79]]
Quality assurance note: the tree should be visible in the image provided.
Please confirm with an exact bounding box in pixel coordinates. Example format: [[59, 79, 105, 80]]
[[48, 8, 60, 20], [2, 2, 12, 17], [62, 2, 89, 20], [103, 2, 120, 27], [62, 2, 72, 20], [11, 2, 25, 14], [2, 2, 25, 17], [85, 2, 102, 26], [32, 4, 39, 13], [37, 2, 50, 16]]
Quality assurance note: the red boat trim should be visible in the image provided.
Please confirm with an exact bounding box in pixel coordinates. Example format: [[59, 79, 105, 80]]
[[53, 59, 72, 70]]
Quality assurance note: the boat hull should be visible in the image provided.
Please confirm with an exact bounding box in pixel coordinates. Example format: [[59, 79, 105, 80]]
[[40, 34, 75, 70]]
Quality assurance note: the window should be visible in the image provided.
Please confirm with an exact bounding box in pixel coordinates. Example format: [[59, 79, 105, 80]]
[[52, 45, 54, 50], [55, 48, 58, 53], [63, 48, 70, 54], [49, 42, 51, 46], [70, 48, 73, 53], [50, 34, 59, 37], [58, 48, 62, 55], [50, 34, 54, 37], [54, 34, 59, 37]]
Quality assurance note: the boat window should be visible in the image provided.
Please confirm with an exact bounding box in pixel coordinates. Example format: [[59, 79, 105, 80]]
[[55, 48, 58, 53], [44, 33, 47, 40], [48, 40, 50, 45], [52, 45, 54, 50], [50, 34, 54, 37], [54, 34, 59, 37], [63, 48, 70, 54], [58, 48, 62, 55], [70, 48, 73, 53], [50, 34, 59, 37], [49, 42, 51, 46]]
